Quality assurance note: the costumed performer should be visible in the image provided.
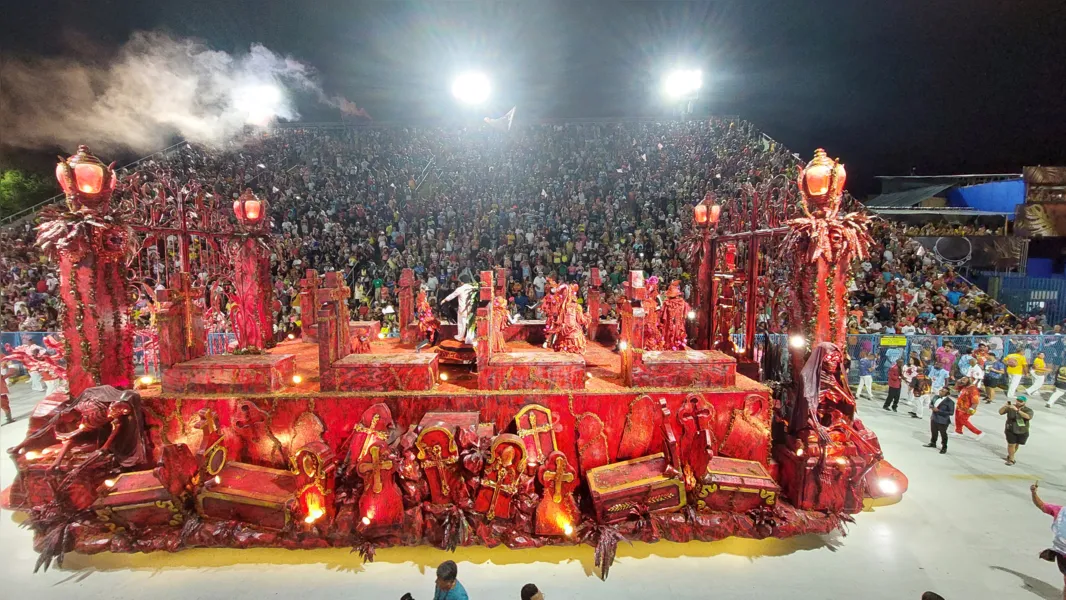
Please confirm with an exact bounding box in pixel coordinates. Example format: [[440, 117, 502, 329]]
[[415, 289, 441, 352], [660, 279, 690, 351], [443, 274, 478, 345]]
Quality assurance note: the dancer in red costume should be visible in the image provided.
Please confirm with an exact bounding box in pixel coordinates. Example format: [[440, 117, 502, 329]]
[[548, 284, 589, 354], [641, 276, 664, 351], [415, 289, 441, 352], [540, 277, 561, 348], [954, 377, 984, 439], [660, 280, 690, 351]]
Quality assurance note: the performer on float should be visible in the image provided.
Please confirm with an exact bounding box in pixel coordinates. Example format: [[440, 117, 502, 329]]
[[539, 277, 562, 348], [415, 289, 441, 352], [660, 279, 690, 351], [443, 274, 478, 345], [641, 276, 664, 351], [489, 295, 511, 354], [547, 283, 590, 354]]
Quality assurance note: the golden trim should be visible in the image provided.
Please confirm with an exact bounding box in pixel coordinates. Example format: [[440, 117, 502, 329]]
[[205, 486, 292, 505], [224, 461, 292, 475], [204, 440, 227, 476]]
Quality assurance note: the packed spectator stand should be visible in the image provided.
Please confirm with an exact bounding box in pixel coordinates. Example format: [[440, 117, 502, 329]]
[[0, 118, 1054, 366]]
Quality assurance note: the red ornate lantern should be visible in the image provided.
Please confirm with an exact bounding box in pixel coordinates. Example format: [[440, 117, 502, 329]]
[[799, 148, 846, 199], [233, 188, 267, 230], [693, 192, 720, 228], [55, 145, 117, 212]]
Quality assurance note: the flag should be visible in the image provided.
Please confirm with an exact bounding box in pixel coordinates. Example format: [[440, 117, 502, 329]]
[[640, 153, 647, 162], [484, 106, 516, 131]]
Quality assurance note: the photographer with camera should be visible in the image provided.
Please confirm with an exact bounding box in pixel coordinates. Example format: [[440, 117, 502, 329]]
[[999, 395, 1034, 466]]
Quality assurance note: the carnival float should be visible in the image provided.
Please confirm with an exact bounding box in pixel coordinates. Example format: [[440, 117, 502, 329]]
[[1, 146, 906, 578]]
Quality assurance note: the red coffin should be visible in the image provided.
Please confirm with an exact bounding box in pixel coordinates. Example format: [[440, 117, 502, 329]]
[[586, 453, 686, 523]]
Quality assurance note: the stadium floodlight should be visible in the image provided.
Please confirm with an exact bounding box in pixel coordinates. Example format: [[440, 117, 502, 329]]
[[662, 69, 702, 99], [451, 72, 491, 105]]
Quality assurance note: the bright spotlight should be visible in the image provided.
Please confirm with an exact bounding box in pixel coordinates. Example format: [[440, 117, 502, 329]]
[[452, 72, 491, 105], [233, 84, 283, 126], [686, 310, 697, 320], [663, 69, 703, 99], [788, 334, 807, 349], [878, 478, 900, 495]]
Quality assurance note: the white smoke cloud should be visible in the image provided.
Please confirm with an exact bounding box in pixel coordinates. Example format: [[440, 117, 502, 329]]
[[0, 31, 333, 153]]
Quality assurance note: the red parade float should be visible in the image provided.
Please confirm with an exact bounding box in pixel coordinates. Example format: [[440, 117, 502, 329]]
[[1, 146, 905, 577]]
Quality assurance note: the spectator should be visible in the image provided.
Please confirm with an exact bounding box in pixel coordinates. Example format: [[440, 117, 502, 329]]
[[1048, 363, 1066, 409], [928, 362, 950, 396], [924, 387, 954, 454], [985, 352, 1007, 403], [1027, 351, 1050, 401], [908, 367, 932, 420], [1005, 349, 1029, 399], [520, 584, 543, 600], [434, 560, 468, 600], [883, 358, 903, 412], [999, 395, 1034, 466], [855, 351, 876, 402]]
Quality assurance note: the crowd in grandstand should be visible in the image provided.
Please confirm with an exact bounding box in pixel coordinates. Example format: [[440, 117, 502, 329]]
[[895, 219, 1007, 237], [0, 119, 1052, 346], [847, 219, 1037, 336]]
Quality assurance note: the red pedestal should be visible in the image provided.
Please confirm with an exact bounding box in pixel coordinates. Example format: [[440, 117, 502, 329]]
[[483, 352, 586, 390], [632, 350, 736, 388], [162, 354, 296, 394], [324, 353, 439, 392]]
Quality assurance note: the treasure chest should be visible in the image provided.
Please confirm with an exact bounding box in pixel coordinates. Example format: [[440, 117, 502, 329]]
[[694, 456, 780, 512], [93, 470, 183, 531], [586, 453, 686, 523]]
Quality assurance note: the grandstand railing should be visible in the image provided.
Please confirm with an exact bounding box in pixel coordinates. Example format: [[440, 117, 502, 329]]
[[731, 332, 1066, 385]]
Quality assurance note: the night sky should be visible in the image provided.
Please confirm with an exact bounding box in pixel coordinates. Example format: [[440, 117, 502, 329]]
[[4, 0, 1065, 196]]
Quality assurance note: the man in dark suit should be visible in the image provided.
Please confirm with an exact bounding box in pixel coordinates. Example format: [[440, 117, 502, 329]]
[[924, 387, 955, 454]]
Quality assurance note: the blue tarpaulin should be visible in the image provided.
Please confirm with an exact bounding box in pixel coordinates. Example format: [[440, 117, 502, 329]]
[[947, 179, 1025, 220]]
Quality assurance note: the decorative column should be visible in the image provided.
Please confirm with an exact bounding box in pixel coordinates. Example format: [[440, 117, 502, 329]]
[[229, 189, 274, 351], [692, 193, 721, 349], [587, 268, 602, 343], [782, 149, 872, 363], [38, 146, 134, 397], [618, 271, 647, 386], [320, 271, 352, 356], [398, 268, 416, 344], [299, 269, 322, 341]]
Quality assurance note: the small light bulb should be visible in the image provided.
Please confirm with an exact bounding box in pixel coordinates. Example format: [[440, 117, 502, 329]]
[[292, 374, 303, 384], [687, 310, 697, 320], [586, 371, 593, 379], [788, 334, 806, 349], [361, 516, 371, 526], [835, 457, 847, 465], [25, 451, 39, 460], [563, 523, 574, 536], [139, 375, 154, 385], [619, 341, 629, 351], [796, 447, 804, 457], [440, 372, 449, 381], [104, 479, 116, 488], [214, 475, 221, 484], [287, 333, 296, 340], [377, 332, 385, 340]]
